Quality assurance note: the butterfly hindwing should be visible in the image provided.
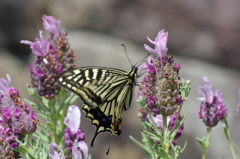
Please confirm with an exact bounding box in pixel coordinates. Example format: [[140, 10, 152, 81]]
[[82, 76, 135, 146], [58, 66, 138, 147]]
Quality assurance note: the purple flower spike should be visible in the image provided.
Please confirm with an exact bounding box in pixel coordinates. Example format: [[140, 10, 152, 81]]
[[198, 77, 228, 127], [138, 30, 182, 116], [21, 15, 75, 99], [64, 105, 88, 159], [0, 74, 38, 150]]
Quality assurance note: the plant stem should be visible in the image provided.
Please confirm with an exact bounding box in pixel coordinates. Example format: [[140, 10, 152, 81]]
[[223, 119, 237, 159], [202, 127, 211, 159], [162, 115, 169, 154]]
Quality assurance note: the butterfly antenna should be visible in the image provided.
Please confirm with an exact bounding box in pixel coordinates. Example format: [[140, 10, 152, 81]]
[[106, 136, 113, 155], [121, 44, 133, 66], [135, 53, 149, 67]]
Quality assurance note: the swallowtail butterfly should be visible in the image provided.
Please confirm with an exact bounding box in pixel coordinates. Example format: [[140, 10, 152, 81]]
[[58, 65, 138, 154]]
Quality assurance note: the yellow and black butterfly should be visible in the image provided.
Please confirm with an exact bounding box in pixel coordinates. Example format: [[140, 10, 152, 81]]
[[58, 65, 139, 154]]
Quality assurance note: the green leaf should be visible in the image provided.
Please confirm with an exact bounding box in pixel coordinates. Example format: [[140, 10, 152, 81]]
[[129, 135, 152, 157], [196, 137, 206, 149], [24, 98, 40, 110], [157, 147, 173, 159], [180, 141, 188, 154], [232, 142, 240, 153], [136, 98, 147, 107], [88, 154, 92, 159], [41, 97, 49, 108], [33, 131, 49, 142], [141, 129, 162, 141], [57, 129, 66, 140], [180, 79, 191, 101], [222, 119, 230, 140], [38, 113, 48, 119], [46, 121, 56, 131]]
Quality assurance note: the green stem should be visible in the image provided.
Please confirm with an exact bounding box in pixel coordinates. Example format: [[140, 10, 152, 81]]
[[202, 127, 211, 159], [229, 142, 237, 159], [162, 115, 169, 154], [49, 98, 57, 144], [223, 119, 237, 159]]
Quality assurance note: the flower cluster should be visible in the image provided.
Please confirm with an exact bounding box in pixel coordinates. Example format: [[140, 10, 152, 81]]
[[139, 30, 183, 116], [0, 75, 38, 157], [137, 30, 184, 147], [198, 77, 228, 127], [21, 15, 75, 99], [64, 106, 88, 159]]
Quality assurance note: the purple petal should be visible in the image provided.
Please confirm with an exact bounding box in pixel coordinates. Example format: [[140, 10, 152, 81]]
[[198, 77, 213, 104], [8, 87, 20, 96], [37, 69, 45, 78], [146, 36, 155, 44], [49, 143, 65, 159], [64, 105, 81, 134], [175, 63, 181, 69], [21, 31, 48, 57], [20, 40, 33, 45], [154, 30, 168, 57], [214, 90, 223, 103], [13, 107, 22, 117], [144, 44, 158, 54], [72, 141, 88, 159], [0, 74, 11, 94], [144, 30, 169, 57], [43, 15, 61, 35]]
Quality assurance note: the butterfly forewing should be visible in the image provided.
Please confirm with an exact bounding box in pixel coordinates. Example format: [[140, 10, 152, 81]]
[[58, 66, 138, 147]]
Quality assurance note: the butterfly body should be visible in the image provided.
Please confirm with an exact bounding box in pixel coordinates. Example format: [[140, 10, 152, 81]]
[[58, 66, 138, 146]]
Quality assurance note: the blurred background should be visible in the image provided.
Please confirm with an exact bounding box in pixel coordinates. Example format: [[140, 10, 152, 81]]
[[1, 0, 240, 158]]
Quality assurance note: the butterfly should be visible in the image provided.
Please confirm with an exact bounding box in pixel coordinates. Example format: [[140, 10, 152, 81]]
[[58, 65, 138, 154]]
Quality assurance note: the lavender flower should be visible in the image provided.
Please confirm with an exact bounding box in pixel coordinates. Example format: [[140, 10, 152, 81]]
[[21, 15, 75, 99], [198, 77, 228, 127], [0, 74, 38, 156], [64, 105, 88, 159], [139, 30, 183, 116]]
